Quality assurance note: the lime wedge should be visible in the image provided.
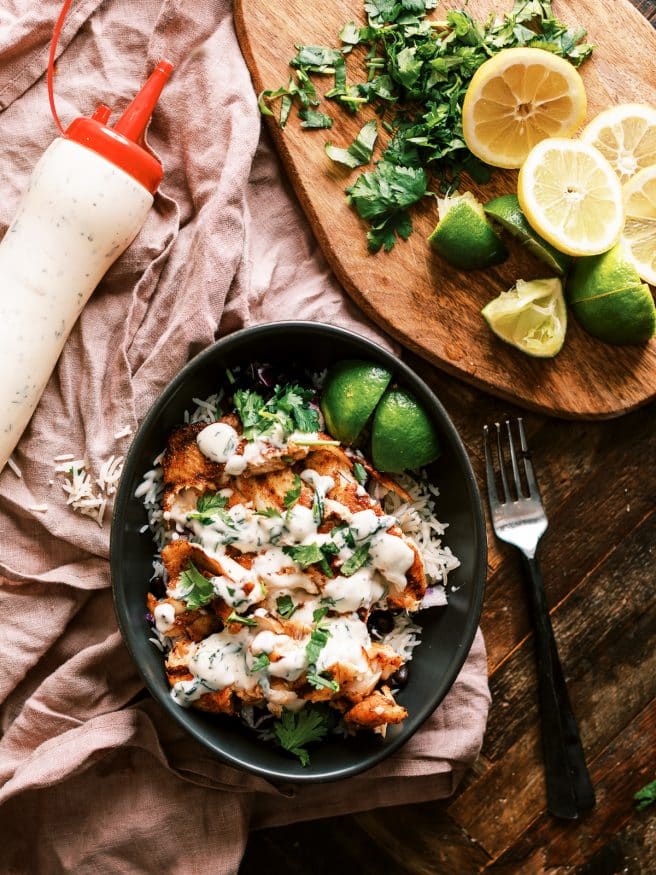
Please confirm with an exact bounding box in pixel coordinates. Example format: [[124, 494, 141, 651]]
[[371, 388, 440, 473], [428, 191, 508, 270], [482, 278, 567, 357], [321, 360, 392, 444], [567, 243, 642, 304], [571, 284, 656, 345], [484, 194, 572, 276]]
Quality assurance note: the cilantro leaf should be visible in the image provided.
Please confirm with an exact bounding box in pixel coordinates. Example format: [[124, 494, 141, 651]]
[[255, 507, 282, 518], [325, 120, 378, 169], [299, 109, 333, 129], [347, 163, 426, 252], [306, 624, 331, 666], [283, 543, 335, 577], [284, 474, 303, 509], [340, 542, 371, 576], [307, 672, 340, 692], [178, 562, 215, 611], [188, 492, 232, 526], [353, 461, 367, 485], [635, 779, 656, 812], [250, 653, 271, 673], [273, 707, 329, 766], [276, 594, 297, 619], [226, 612, 257, 627]]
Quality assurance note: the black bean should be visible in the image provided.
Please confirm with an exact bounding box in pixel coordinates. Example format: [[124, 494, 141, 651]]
[[367, 610, 394, 637], [390, 664, 409, 688]]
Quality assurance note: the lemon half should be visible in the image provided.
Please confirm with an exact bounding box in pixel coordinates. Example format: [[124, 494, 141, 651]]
[[462, 47, 587, 169], [518, 139, 624, 257]]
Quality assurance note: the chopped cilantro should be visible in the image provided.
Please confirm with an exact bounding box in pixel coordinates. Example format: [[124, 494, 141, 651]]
[[250, 653, 271, 673], [226, 612, 258, 627], [260, 0, 594, 251], [188, 492, 231, 526], [307, 672, 340, 692], [340, 542, 371, 576], [255, 506, 282, 518], [282, 542, 336, 577], [178, 562, 215, 610], [276, 594, 297, 619], [306, 623, 331, 667], [273, 707, 330, 766], [299, 108, 334, 129], [284, 474, 303, 509], [635, 779, 656, 812], [233, 385, 319, 442], [353, 461, 367, 485], [325, 120, 378, 169]]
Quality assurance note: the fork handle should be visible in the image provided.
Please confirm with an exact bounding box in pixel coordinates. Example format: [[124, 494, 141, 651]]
[[522, 554, 596, 819]]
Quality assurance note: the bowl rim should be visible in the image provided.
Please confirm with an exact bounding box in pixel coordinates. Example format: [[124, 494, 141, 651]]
[[110, 321, 487, 783]]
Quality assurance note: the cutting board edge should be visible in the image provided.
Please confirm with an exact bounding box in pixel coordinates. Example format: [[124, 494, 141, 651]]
[[235, 0, 656, 421]]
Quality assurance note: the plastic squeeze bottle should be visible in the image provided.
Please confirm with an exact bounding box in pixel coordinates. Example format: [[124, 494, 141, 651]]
[[0, 58, 173, 472]]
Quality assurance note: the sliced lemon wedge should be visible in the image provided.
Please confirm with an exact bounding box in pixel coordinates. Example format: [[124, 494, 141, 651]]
[[518, 138, 624, 257], [462, 47, 587, 169], [581, 103, 656, 183], [621, 164, 656, 286]]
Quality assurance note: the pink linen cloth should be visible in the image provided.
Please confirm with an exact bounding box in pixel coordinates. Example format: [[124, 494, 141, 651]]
[[0, 1, 491, 871]]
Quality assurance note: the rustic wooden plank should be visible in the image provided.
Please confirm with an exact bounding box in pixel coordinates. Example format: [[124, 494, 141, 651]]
[[447, 511, 656, 857], [487, 699, 656, 871], [355, 804, 491, 874], [235, 0, 656, 418], [479, 406, 656, 669]]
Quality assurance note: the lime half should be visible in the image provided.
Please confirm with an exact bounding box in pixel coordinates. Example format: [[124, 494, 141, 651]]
[[428, 191, 508, 270], [571, 284, 656, 345], [321, 360, 392, 444], [482, 278, 567, 357], [371, 388, 440, 473], [484, 194, 572, 276]]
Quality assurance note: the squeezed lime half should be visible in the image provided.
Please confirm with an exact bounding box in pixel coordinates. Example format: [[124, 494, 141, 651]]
[[482, 277, 567, 357]]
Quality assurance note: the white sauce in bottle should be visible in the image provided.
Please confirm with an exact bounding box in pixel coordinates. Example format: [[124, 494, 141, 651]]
[[0, 139, 153, 470]]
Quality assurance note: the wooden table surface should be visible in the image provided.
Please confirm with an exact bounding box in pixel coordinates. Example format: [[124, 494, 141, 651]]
[[240, 3, 656, 871]]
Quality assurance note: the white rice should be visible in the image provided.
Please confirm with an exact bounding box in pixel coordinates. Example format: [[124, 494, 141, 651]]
[[382, 613, 423, 661]]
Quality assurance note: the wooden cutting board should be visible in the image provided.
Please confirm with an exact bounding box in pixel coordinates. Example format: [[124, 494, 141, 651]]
[[235, 0, 656, 419]]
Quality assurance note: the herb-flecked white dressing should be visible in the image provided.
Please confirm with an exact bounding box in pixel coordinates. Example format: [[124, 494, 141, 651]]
[[0, 139, 153, 471]]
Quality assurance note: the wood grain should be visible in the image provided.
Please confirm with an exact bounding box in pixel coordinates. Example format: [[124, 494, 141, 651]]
[[235, 0, 656, 419]]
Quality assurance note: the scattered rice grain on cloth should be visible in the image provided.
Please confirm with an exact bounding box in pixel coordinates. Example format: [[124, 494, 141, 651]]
[[0, 1, 489, 870]]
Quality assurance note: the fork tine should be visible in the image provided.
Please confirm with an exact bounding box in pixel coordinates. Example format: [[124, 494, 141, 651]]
[[506, 419, 524, 499], [483, 425, 499, 507], [517, 417, 541, 498], [495, 422, 510, 503]]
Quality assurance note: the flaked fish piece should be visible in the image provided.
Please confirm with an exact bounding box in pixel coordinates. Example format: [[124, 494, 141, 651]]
[[344, 686, 408, 728], [162, 416, 311, 509]]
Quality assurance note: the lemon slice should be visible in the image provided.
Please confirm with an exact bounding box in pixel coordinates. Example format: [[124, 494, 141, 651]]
[[518, 139, 624, 257], [482, 278, 567, 357], [462, 47, 587, 169], [581, 103, 656, 183], [621, 165, 656, 286]]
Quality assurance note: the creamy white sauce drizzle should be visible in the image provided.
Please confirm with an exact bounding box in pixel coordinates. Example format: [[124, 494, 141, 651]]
[[196, 422, 239, 463], [154, 602, 176, 633], [162, 448, 422, 706]]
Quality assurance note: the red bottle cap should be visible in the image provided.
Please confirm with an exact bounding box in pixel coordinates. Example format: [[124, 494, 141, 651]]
[[63, 60, 174, 194]]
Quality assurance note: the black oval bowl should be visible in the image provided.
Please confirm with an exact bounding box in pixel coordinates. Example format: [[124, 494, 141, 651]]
[[111, 322, 486, 783]]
